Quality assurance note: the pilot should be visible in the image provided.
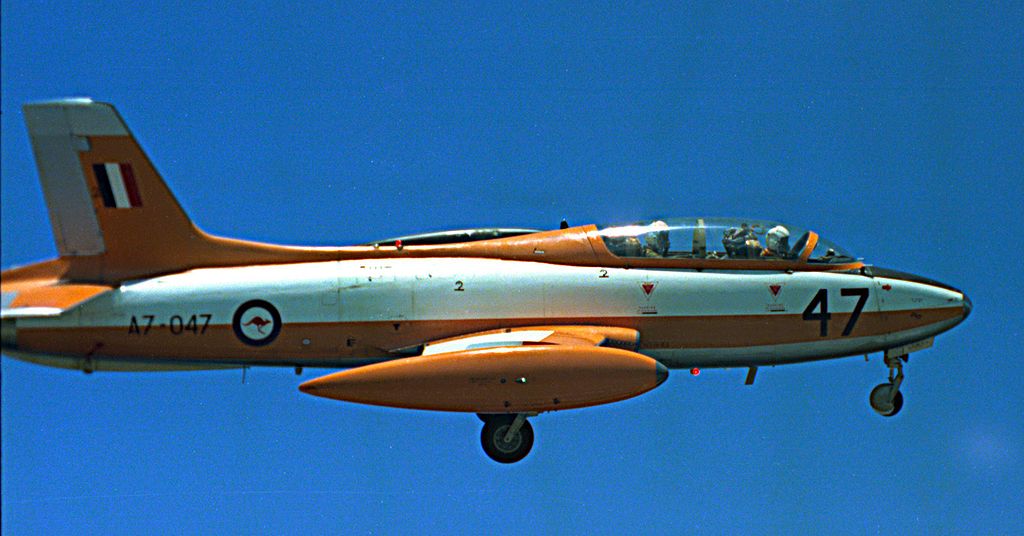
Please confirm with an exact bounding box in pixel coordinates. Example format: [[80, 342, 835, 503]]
[[743, 232, 763, 258], [605, 235, 643, 257], [643, 220, 670, 257], [722, 227, 743, 257], [723, 224, 760, 258], [764, 225, 791, 258]]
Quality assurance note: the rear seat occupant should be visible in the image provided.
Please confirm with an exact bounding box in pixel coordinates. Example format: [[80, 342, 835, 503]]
[[644, 220, 670, 257], [723, 224, 761, 258]]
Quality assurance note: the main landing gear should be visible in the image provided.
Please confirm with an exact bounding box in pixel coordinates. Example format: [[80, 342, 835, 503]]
[[478, 413, 534, 463], [869, 353, 906, 417]]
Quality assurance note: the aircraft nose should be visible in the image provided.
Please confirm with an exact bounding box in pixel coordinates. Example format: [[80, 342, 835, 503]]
[[867, 266, 970, 322]]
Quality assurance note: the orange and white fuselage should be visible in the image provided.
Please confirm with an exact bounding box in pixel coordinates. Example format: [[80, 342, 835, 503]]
[[4, 257, 967, 371], [0, 99, 970, 463]]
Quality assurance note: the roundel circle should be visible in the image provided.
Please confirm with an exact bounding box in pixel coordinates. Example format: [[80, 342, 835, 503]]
[[232, 299, 282, 347]]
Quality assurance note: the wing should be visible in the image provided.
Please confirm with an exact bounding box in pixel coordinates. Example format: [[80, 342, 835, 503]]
[[300, 326, 667, 413], [421, 325, 641, 355]]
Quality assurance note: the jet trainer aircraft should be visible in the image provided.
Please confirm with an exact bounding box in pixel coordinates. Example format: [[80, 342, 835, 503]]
[[1, 100, 971, 463]]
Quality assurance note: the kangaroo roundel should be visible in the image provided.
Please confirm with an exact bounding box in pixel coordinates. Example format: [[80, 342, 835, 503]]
[[233, 300, 282, 346]]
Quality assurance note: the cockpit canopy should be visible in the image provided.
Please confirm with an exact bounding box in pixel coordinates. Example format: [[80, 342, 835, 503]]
[[598, 218, 856, 264]]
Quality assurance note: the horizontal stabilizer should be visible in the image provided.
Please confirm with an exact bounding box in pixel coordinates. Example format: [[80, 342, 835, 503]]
[[2, 283, 111, 316]]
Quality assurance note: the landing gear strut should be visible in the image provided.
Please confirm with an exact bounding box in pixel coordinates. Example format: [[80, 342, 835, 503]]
[[479, 414, 534, 463], [869, 353, 906, 417]]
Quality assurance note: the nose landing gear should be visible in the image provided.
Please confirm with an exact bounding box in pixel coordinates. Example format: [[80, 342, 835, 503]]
[[479, 413, 534, 463], [869, 353, 906, 417]]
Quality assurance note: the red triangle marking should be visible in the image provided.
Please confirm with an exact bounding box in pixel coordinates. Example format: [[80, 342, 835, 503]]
[[642, 282, 655, 295], [769, 285, 781, 297]]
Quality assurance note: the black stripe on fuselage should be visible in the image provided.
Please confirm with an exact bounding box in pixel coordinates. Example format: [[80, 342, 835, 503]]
[[855, 266, 963, 294], [92, 164, 116, 208]]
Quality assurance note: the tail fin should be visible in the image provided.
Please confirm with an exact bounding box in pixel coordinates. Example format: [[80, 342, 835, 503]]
[[24, 99, 209, 279], [23, 99, 336, 283]]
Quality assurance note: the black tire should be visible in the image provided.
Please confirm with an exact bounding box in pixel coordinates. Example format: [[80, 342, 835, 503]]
[[889, 390, 904, 416], [869, 383, 904, 417], [481, 418, 534, 464]]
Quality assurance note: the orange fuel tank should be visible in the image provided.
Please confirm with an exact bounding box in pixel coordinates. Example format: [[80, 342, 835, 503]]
[[299, 345, 669, 413]]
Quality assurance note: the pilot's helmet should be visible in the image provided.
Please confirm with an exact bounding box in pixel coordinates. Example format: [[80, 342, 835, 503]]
[[766, 225, 790, 256], [645, 220, 670, 255]]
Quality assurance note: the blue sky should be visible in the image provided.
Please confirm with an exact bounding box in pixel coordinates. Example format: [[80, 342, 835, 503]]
[[2, 2, 1021, 534]]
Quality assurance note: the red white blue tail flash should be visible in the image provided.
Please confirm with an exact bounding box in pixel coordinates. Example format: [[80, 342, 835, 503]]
[[93, 163, 142, 208]]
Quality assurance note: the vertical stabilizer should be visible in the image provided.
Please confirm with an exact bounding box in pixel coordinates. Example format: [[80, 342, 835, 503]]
[[23, 99, 200, 279], [20, 99, 346, 284], [20, 99, 341, 283]]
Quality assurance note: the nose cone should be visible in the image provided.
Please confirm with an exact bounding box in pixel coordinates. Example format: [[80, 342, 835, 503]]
[[655, 362, 669, 386], [867, 265, 971, 329]]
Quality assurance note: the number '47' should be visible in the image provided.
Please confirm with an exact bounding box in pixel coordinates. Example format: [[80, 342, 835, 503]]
[[802, 288, 869, 337]]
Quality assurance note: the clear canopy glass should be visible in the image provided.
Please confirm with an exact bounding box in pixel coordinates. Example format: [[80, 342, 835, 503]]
[[597, 218, 855, 264]]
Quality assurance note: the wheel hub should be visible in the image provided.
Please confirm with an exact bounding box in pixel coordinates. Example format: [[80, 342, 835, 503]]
[[870, 383, 895, 413], [493, 425, 522, 453]]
